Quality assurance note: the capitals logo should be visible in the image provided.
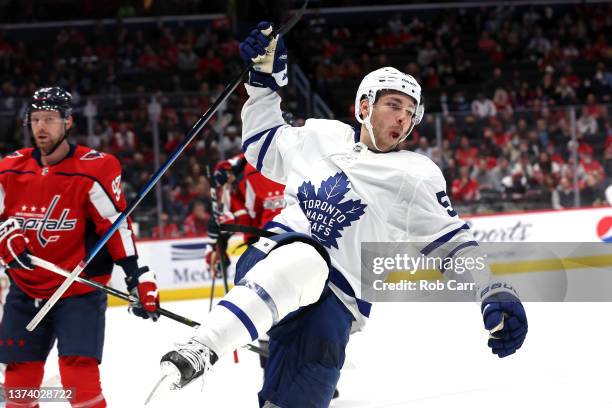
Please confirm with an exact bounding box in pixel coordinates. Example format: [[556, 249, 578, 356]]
[[297, 172, 367, 249], [596, 216, 612, 243], [80, 150, 105, 161], [13, 195, 77, 247]]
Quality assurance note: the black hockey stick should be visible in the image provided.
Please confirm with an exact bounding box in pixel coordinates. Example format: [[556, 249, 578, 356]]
[[28, 255, 200, 328], [205, 165, 231, 310], [26, 1, 309, 332]]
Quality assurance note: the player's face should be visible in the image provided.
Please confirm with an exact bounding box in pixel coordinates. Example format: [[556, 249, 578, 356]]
[[30, 110, 71, 154], [361, 93, 415, 152]]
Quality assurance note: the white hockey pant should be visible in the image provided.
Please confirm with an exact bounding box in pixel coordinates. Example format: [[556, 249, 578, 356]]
[[194, 242, 328, 357]]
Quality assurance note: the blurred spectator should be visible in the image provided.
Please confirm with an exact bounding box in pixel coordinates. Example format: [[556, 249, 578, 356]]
[[183, 200, 210, 237], [452, 92, 470, 112], [111, 123, 137, 158], [455, 136, 479, 167], [417, 41, 437, 67], [578, 152, 605, 185], [177, 45, 199, 72], [451, 166, 479, 202], [489, 155, 512, 193], [527, 27, 551, 57], [593, 63, 612, 93], [493, 88, 513, 116], [152, 212, 180, 239], [552, 176, 575, 209], [576, 108, 598, 137], [414, 137, 433, 159], [218, 125, 242, 159], [477, 31, 497, 54], [580, 174, 602, 206], [605, 133, 612, 179], [471, 93, 497, 119], [554, 77, 576, 103], [512, 152, 535, 182]]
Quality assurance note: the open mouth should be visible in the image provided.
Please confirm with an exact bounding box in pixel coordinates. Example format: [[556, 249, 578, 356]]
[[390, 130, 401, 139]]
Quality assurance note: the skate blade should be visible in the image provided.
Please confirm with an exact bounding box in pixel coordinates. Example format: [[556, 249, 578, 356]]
[[144, 374, 173, 405]]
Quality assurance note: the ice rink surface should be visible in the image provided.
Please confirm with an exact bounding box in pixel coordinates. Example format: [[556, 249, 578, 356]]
[[34, 299, 611, 408]]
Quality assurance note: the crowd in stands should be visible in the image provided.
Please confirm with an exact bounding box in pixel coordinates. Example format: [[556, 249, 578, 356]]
[[289, 3, 612, 212], [0, 0, 228, 22], [0, 3, 610, 236]]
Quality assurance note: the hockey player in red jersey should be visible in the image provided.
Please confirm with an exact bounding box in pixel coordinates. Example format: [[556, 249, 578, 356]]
[[205, 153, 285, 276], [208, 153, 285, 244], [0, 87, 160, 408]]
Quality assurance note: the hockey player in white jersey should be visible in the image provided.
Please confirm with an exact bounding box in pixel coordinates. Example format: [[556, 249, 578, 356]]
[[156, 22, 528, 407]]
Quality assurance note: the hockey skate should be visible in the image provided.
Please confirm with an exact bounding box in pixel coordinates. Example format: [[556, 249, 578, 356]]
[[145, 338, 218, 404]]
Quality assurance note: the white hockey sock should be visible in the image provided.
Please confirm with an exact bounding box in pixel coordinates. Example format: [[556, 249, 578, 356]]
[[194, 242, 328, 357], [194, 286, 273, 357]]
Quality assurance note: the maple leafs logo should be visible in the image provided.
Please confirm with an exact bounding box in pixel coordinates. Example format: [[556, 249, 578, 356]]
[[297, 172, 367, 249]]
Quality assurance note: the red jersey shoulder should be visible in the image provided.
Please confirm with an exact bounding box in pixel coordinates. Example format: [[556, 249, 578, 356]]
[[71, 146, 121, 176], [0, 148, 36, 172], [70, 146, 125, 205]]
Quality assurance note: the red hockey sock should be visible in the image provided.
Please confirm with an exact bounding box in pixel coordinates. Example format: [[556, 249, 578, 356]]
[[5, 361, 45, 408], [58, 356, 106, 408]]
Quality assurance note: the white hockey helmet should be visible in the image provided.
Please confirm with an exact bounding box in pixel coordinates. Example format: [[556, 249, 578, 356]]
[[354, 67, 424, 151]]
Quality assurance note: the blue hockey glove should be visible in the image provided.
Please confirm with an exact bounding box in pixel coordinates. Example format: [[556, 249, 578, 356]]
[[239, 21, 288, 91], [480, 283, 527, 358]]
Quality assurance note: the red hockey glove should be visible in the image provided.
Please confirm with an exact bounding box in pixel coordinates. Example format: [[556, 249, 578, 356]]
[[126, 266, 160, 321], [0, 219, 33, 270]]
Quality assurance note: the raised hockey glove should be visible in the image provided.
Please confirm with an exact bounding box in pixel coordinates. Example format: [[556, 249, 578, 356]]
[[480, 283, 528, 358], [126, 266, 160, 321], [239, 21, 288, 91], [0, 218, 33, 270]]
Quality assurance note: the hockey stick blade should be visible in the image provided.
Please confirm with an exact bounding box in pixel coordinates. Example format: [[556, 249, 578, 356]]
[[25, 0, 309, 333]]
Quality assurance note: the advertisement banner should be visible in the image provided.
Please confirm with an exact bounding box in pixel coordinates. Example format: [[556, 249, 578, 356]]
[[464, 207, 612, 243]]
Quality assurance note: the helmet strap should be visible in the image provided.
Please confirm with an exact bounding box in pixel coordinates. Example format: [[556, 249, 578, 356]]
[[364, 95, 383, 152]]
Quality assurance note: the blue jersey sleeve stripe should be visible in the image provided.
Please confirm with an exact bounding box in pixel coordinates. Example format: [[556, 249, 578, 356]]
[[421, 223, 470, 256], [241, 124, 283, 154], [440, 240, 479, 274], [218, 300, 259, 341], [256, 125, 281, 171]]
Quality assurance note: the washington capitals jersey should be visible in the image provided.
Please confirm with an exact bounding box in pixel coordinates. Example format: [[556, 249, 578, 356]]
[[243, 162, 285, 229], [0, 145, 137, 299], [218, 154, 285, 238], [242, 85, 491, 324]]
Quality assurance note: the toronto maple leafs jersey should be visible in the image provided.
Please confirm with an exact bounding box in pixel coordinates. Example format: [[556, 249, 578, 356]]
[[0, 145, 137, 299], [241, 85, 491, 323]]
